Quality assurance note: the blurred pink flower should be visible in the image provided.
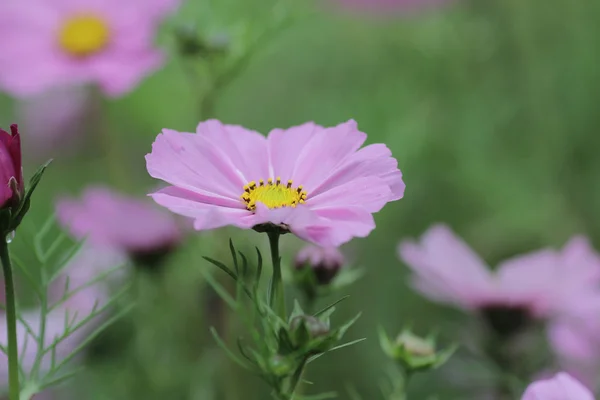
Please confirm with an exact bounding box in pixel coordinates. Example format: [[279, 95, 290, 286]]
[[397, 225, 600, 318], [146, 119, 404, 247], [0, 0, 180, 98], [0, 246, 124, 386], [547, 298, 600, 389], [56, 186, 183, 260], [17, 86, 97, 159], [522, 372, 594, 400], [295, 245, 345, 285]]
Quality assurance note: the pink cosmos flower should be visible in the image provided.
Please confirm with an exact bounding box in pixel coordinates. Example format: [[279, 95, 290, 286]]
[[397, 225, 600, 319], [0, 246, 123, 387], [522, 372, 594, 400], [0, 0, 180, 98], [56, 186, 183, 259], [145, 119, 405, 247], [295, 245, 345, 285], [547, 298, 600, 389], [17, 85, 97, 159]]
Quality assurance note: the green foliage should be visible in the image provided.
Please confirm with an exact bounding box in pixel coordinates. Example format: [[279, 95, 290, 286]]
[[203, 240, 363, 399], [0, 217, 129, 398]]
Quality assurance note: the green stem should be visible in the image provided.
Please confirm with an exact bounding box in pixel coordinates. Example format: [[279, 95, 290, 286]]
[[267, 231, 286, 320], [390, 368, 411, 400], [1, 241, 20, 400], [30, 268, 47, 380], [287, 357, 308, 399]]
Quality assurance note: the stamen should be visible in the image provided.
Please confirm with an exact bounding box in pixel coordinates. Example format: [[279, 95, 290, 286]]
[[240, 177, 308, 212], [59, 15, 110, 57]]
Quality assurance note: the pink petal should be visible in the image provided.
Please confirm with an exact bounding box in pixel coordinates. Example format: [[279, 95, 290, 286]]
[[267, 122, 318, 182], [274, 120, 367, 192], [313, 206, 377, 246], [495, 250, 559, 314], [309, 176, 393, 213], [91, 50, 164, 97], [547, 318, 598, 363], [57, 186, 182, 252], [310, 143, 405, 200], [196, 120, 270, 183], [150, 186, 254, 231], [146, 129, 246, 200], [521, 372, 594, 400], [397, 225, 494, 309], [253, 204, 335, 246]]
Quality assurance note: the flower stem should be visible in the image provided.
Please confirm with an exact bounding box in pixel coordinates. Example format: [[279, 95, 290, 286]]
[[267, 231, 286, 320], [287, 357, 308, 398], [1, 241, 20, 400], [390, 368, 411, 400]]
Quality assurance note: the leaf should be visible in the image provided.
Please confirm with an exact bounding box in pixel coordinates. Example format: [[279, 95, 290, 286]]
[[238, 250, 249, 278], [378, 326, 395, 357], [236, 337, 258, 366], [199, 267, 237, 309], [229, 238, 239, 275], [345, 384, 363, 400], [313, 296, 349, 317], [255, 247, 263, 287], [307, 338, 366, 364], [47, 300, 133, 377], [202, 256, 238, 282], [294, 391, 338, 400], [210, 327, 253, 371], [48, 238, 86, 284], [336, 312, 362, 339], [12, 159, 52, 230], [33, 215, 57, 262], [289, 300, 305, 322]]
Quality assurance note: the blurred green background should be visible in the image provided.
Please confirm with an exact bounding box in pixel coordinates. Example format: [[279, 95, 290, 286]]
[[2, 0, 600, 398]]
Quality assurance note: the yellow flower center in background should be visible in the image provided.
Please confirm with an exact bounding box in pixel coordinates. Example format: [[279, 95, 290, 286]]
[[241, 178, 308, 211], [59, 15, 110, 57]]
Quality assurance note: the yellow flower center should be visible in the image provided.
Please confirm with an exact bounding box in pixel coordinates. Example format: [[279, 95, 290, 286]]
[[58, 15, 110, 57], [241, 178, 308, 211]]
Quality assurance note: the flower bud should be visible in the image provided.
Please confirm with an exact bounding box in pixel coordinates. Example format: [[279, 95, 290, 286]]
[[290, 315, 330, 340], [379, 328, 455, 374], [0, 124, 23, 209], [295, 245, 344, 286], [268, 354, 295, 377]]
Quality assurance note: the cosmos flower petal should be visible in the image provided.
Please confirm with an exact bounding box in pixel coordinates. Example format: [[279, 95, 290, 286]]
[[397, 225, 494, 308], [548, 318, 598, 363], [267, 122, 318, 182], [254, 203, 335, 246], [196, 120, 270, 183], [311, 143, 405, 200], [91, 50, 164, 97], [146, 129, 246, 199], [521, 372, 594, 400], [151, 186, 254, 230], [313, 206, 376, 246], [286, 120, 367, 192], [57, 186, 182, 253], [309, 176, 392, 213]]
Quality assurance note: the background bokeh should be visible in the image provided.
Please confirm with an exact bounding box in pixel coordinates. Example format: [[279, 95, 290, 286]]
[[2, 0, 600, 398]]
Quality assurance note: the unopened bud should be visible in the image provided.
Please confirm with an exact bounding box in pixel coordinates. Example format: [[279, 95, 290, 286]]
[[290, 315, 330, 340], [379, 328, 455, 374], [295, 245, 344, 286]]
